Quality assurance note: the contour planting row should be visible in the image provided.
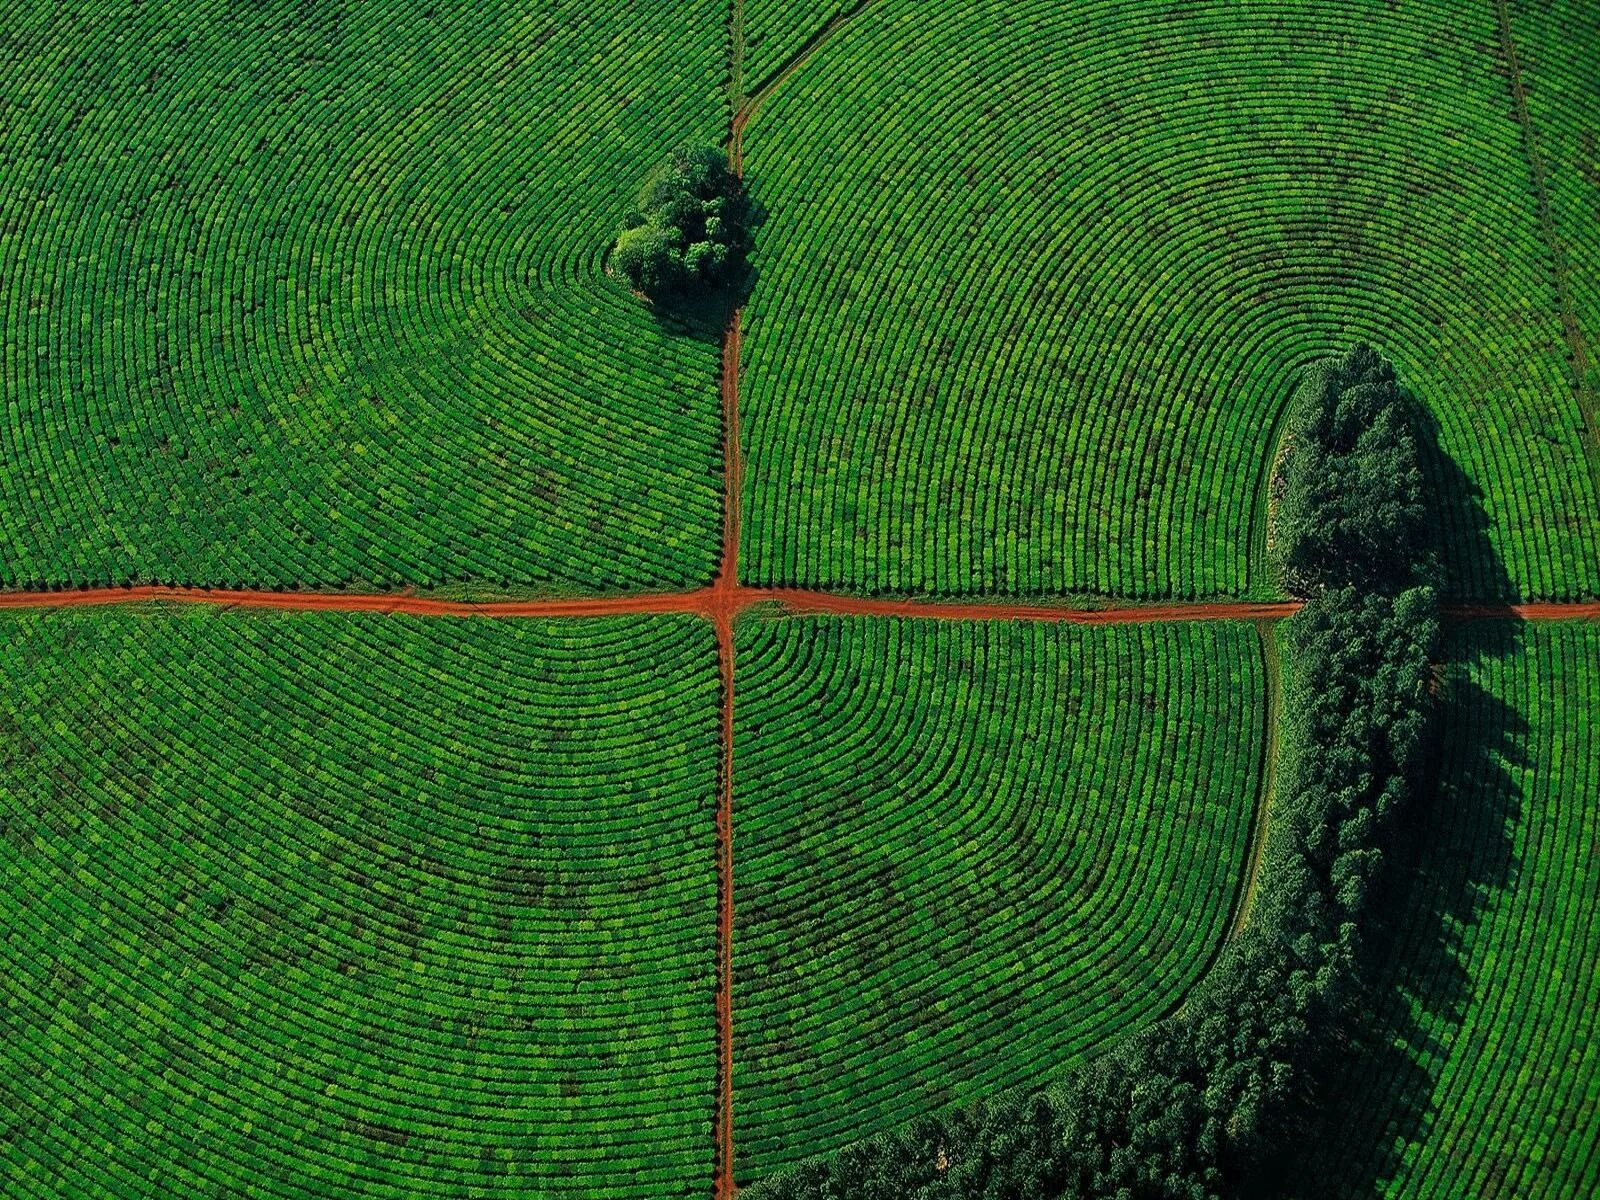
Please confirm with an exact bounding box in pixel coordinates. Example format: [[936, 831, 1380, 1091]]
[[1507, 0, 1600, 448], [0, 611, 718, 1198], [1299, 620, 1600, 1199], [739, 0, 858, 96], [737, 0, 1598, 602], [730, 615, 1265, 1182], [0, 0, 727, 592]]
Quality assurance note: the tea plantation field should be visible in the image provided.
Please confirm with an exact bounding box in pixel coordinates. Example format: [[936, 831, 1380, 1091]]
[[0, 0, 1597, 1197], [0, 0, 727, 592], [731, 617, 1267, 1179], [1295, 621, 1599, 1199], [0, 612, 719, 1197], [736, 0, 1599, 601], [739, 1, 857, 90], [1511, 0, 1600, 432]]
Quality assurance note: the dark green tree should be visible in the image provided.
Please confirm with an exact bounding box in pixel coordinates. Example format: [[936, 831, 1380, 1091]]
[[1271, 343, 1427, 594], [612, 146, 752, 299]]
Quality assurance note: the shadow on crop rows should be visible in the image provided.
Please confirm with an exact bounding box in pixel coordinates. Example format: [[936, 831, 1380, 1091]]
[[1415, 400, 1519, 603], [1261, 434, 1525, 1199]]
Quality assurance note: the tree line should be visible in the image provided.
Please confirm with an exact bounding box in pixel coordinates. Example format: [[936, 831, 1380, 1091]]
[[746, 343, 1440, 1200]]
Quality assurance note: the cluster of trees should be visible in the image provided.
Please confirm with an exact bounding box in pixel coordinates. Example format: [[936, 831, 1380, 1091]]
[[1271, 342, 1428, 594], [611, 145, 752, 299], [747, 345, 1439, 1200]]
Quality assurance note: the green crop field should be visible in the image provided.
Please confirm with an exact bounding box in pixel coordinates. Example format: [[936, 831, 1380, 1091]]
[[0, 0, 727, 592], [1, 0, 1596, 1196], [1510, 0, 1600, 436], [739, 1, 855, 91], [1294, 621, 1599, 1199], [732, 616, 1266, 1179], [736, 0, 1597, 602], [0, 611, 718, 1197]]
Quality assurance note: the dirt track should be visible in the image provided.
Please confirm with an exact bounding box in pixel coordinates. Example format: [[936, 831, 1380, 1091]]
[[3, 586, 1596, 625], [1442, 601, 1600, 621]]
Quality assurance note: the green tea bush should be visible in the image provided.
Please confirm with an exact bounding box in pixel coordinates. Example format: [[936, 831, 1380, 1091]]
[[613, 147, 752, 299], [736, 0, 1597, 601], [733, 617, 1265, 1181], [0, 0, 728, 591], [0, 611, 719, 1198]]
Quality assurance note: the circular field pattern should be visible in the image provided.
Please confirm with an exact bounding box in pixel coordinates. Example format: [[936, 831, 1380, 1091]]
[[737, 0, 1598, 602], [0, 611, 719, 1198], [0, 0, 728, 592], [731, 615, 1266, 1179]]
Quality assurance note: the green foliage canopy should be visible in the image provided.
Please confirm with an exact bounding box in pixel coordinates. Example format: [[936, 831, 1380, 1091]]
[[1271, 343, 1428, 594], [612, 146, 752, 298]]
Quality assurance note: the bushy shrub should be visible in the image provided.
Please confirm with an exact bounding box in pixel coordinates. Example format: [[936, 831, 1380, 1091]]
[[612, 146, 752, 298]]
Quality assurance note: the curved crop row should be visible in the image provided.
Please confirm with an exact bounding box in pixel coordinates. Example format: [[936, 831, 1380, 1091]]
[[0, 611, 719, 1197], [737, 0, 1598, 602], [1297, 620, 1600, 1199], [731, 615, 1264, 1181], [740, 1, 856, 95], [0, 0, 727, 592], [1506, 0, 1600, 455]]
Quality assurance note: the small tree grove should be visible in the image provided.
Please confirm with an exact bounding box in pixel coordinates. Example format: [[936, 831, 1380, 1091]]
[[612, 146, 752, 299]]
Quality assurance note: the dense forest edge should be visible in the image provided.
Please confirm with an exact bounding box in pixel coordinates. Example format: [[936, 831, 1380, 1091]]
[[744, 345, 1443, 1200]]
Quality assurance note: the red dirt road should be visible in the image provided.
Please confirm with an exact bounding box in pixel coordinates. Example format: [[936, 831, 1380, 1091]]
[[0, 584, 712, 618], [1442, 601, 1600, 621], [762, 591, 1304, 623], [2, 587, 1595, 625]]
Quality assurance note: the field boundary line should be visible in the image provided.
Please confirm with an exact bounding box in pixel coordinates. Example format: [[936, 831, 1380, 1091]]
[[1491, 0, 1599, 470], [760, 591, 1302, 623], [1441, 600, 1600, 621], [1229, 620, 1281, 939], [1246, 383, 1296, 600]]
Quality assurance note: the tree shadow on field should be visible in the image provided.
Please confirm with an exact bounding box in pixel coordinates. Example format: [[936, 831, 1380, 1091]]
[[1414, 399, 1518, 603], [1253, 418, 1528, 1199], [644, 260, 763, 345]]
